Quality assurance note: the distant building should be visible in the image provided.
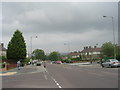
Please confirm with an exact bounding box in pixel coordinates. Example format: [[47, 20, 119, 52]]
[[0, 43, 7, 56], [118, 46, 120, 49], [81, 46, 101, 60], [61, 56, 68, 60], [68, 52, 80, 58]]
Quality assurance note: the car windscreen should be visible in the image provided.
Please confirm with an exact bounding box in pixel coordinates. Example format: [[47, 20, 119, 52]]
[[110, 59, 118, 62]]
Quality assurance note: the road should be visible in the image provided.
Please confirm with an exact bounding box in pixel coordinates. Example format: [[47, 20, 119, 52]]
[[2, 63, 119, 88]]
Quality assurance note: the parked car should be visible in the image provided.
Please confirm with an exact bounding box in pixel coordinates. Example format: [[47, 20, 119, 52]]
[[32, 60, 38, 64], [51, 61, 56, 64], [56, 61, 62, 64], [101, 59, 120, 68], [36, 61, 42, 66]]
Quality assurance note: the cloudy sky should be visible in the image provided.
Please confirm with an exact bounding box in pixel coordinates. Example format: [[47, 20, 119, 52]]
[[1, 1, 119, 54]]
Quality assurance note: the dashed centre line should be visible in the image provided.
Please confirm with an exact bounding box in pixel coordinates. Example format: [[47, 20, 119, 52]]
[[43, 71, 48, 80], [45, 70, 62, 89]]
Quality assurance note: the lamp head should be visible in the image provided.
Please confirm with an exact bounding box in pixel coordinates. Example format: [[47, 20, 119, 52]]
[[103, 16, 107, 18]]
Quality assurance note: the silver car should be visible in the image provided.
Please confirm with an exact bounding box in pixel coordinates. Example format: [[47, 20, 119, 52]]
[[36, 61, 42, 66], [101, 59, 120, 68]]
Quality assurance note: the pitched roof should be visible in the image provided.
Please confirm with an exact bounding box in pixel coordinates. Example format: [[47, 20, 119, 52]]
[[118, 46, 120, 49], [68, 52, 80, 56], [0, 43, 7, 51], [81, 47, 101, 53]]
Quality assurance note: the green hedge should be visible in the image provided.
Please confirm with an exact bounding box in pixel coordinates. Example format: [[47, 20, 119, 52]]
[[0, 63, 6, 68], [0, 56, 7, 60]]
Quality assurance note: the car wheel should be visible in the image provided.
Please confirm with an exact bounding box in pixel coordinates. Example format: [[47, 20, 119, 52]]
[[101, 64, 104, 68], [109, 64, 112, 68]]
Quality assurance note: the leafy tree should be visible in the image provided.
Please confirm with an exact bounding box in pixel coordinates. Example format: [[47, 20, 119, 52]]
[[116, 46, 120, 60], [101, 42, 114, 57], [7, 30, 27, 61], [32, 49, 45, 60], [48, 51, 61, 61]]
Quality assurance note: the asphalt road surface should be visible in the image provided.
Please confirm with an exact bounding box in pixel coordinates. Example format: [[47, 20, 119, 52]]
[[2, 63, 119, 88]]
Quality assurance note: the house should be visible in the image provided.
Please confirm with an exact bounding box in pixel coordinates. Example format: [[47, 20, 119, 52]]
[[0, 43, 7, 57], [81, 46, 101, 60], [68, 52, 80, 58], [61, 56, 68, 60]]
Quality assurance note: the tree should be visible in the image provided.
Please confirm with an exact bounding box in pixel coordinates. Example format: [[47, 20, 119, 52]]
[[7, 30, 27, 61], [48, 51, 61, 61], [116, 46, 120, 60], [101, 42, 114, 57], [32, 49, 45, 60]]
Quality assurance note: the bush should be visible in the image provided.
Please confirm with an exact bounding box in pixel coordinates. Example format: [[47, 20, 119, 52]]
[[21, 58, 29, 66], [0, 63, 6, 68], [0, 56, 7, 60]]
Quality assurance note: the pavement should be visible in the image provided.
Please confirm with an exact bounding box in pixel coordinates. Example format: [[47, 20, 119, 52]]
[[0, 65, 46, 76]]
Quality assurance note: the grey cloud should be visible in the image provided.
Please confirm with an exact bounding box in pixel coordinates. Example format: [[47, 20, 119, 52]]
[[3, 2, 118, 35], [2, 2, 118, 53]]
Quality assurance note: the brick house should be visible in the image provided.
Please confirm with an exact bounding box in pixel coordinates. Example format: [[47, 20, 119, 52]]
[[68, 52, 80, 58], [0, 43, 7, 57], [81, 46, 101, 60]]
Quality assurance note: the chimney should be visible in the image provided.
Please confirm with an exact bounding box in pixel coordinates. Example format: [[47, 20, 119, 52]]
[[89, 46, 91, 48], [84, 47, 86, 49], [1, 43, 4, 48], [94, 46, 97, 48]]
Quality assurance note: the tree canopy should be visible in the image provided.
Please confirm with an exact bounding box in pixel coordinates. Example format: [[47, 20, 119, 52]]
[[101, 42, 114, 57], [48, 51, 61, 61], [116, 46, 120, 60], [7, 30, 27, 61], [32, 49, 45, 60]]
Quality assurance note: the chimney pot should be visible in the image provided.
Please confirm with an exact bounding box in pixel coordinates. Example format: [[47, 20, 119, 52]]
[[89, 46, 91, 48], [1, 43, 4, 48], [94, 46, 97, 48]]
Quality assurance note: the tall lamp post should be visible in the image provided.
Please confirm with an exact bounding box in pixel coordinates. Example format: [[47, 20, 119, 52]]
[[64, 42, 70, 53], [30, 36, 38, 57], [103, 16, 116, 59]]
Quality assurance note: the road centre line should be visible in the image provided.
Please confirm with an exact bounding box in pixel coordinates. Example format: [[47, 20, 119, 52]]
[[52, 77, 62, 88], [43, 71, 48, 80], [45, 70, 62, 89]]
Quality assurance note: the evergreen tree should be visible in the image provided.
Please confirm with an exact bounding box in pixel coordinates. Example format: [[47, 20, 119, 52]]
[[7, 30, 27, 61]]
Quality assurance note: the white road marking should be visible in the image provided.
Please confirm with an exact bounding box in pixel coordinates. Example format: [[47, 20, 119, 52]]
[[58, 86, 62, 88], [43, 71, 48, 80], [56, 83, 59, 85], [52, 78, 62, 88], [45, 70, 62, 88]]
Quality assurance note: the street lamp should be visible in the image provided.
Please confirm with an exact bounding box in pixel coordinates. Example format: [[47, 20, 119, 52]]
[[64, 42, 71, 62], [30, 36, 38, 57], [64, 42, 70, 53], [103, 16, 116, 59]]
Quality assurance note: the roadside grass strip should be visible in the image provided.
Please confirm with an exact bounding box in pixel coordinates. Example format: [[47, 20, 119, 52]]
[[0, 72, 17, 76]]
